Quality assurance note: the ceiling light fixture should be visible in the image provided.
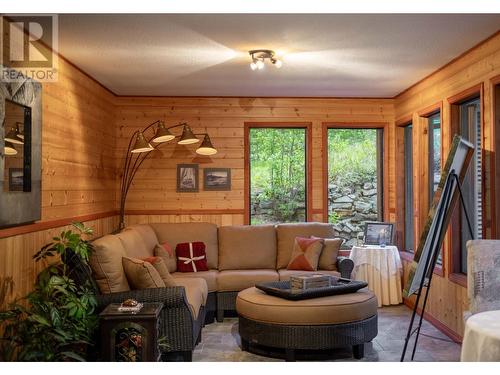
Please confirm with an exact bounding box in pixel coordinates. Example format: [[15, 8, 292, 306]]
[[249, 49, 282, 70]]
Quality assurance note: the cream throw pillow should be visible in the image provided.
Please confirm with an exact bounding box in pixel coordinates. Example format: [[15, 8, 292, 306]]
[[122, 257, 166, 289], [311, 236, 343, 271]]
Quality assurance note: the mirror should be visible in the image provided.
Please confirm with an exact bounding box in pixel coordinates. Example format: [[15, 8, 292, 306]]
[[1, 67, 41, 228], [3, 99, 32, 193]]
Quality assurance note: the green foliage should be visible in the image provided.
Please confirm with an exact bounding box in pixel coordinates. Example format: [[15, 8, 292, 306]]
[[0, 223, 97, 361], [250, 128, 306, 223], [328, 129, 378, 187]]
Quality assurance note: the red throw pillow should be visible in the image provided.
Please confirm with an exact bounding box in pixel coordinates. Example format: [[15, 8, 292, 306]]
[[176, 242, 208, 272]]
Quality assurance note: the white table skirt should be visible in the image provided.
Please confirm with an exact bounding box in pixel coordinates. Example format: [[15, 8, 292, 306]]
[[461, 310, 500, 361], [349, 245, 403, 307]]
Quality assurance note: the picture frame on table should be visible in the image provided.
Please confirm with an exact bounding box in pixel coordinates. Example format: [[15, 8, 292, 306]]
[[363, 222, 395, 246], [177, 164, 199, 192], [203, 168, 231, 191]]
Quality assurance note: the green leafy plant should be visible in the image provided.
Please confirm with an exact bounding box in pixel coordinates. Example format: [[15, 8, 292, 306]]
[[0, 222, 98, 361]]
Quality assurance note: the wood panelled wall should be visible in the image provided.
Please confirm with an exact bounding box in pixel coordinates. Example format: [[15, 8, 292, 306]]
[[395, 32, 500, 339], [114, 97, 395, 226], [0, 56, 118, 299]]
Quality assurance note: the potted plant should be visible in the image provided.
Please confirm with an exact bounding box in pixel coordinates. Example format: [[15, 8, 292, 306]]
[[0, 222, 98, 361]]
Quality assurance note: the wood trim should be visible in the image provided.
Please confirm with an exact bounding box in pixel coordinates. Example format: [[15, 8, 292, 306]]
[[321, 122, 390, 224], [396, 115, 413, 127], [417, 101, 443, 118], [433, 265, 444, 277], [243, 122, 313, 225], [396, 30, 500, 99], [449, 272, 467, 288], [448, 84, 483, 276], [0, 211, 117, 239], [403, 298, 463, 343], [124, 209, 245, 215], [447, 83, 483, 105]]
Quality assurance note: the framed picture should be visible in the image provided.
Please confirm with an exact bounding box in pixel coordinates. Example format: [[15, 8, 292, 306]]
[[363, 222, 394, 246], [203, 168, 231, 191], [177, 164, 199, 192], [9, 168, 24, 192]]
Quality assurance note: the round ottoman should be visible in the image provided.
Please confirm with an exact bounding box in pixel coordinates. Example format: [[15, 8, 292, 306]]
[[236, 287, 378, 361]]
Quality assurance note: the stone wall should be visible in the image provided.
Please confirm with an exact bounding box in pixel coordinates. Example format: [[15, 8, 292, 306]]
[[328, 178, 379, 248]]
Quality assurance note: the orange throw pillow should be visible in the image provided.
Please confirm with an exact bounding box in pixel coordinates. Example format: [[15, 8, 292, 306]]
[[286, 237, 324, 271]]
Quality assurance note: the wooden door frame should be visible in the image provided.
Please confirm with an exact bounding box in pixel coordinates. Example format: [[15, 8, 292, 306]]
[[243, 122, 313, 225], [321, 122, 390, 224], [447, 84, 484, 287], [490, 74, 500, 239]]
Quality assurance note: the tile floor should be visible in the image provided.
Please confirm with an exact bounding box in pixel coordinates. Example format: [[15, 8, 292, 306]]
[[193, 305, 462, 362]]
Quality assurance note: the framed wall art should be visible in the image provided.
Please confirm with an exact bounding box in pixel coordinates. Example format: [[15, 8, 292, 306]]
[[177, 164, 199, 192], [203, 168, 231, 191]]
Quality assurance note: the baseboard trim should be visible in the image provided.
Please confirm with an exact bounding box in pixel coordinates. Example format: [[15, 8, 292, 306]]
[[403, 298, 463, 343]]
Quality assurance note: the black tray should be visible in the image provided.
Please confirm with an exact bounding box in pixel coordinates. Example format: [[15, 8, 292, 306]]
[[255, 278, 368, 300]]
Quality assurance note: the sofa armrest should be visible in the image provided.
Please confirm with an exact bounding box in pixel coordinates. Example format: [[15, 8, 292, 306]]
[[337, 256, 354, 279], [96, 286, 187, 311]]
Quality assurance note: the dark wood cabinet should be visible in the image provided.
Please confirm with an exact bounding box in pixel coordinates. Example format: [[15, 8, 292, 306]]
[[99, 303, 162, 362]]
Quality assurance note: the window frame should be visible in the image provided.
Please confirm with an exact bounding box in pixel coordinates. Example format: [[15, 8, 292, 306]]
[[448, 84, 484, 287], [396, 116, 416, 256], [417, 102, 444, 276], [244, 122, 313, 225], [321, 122, 390, 226]]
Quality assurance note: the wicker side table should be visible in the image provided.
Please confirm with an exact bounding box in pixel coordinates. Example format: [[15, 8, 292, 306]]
[[99, 303, 162, 362]]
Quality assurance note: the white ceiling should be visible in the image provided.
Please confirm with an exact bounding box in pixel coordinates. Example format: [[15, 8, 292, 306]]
[[58, 14, 500, 97]]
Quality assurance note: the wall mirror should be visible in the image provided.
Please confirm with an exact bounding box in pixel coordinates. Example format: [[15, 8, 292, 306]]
[[3, 100, 32, 193], [0, 67, 42, 228]]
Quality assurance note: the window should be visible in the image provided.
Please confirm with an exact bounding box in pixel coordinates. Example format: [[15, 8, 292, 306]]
[[404, 124, 414, 252], [427, 111, 442, 265], [248, 127, 307, 225], [327, 128, 384, 248], [458, 98, 482, 274], [428, 112, 441, 199]]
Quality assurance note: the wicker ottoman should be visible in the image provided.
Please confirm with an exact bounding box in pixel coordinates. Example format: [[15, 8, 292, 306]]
[[236, 287, 378, 361]]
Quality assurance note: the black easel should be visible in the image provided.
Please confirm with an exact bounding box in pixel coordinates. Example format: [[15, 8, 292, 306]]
[[400, 170, 474, 362]]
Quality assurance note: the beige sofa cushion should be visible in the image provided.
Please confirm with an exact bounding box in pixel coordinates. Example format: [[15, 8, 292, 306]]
[[124, 224, 159, 252], [172, 270, 218, 292], [236, 287, 377, 325], [218, 225, 277, 270], [122, 257, 166, 289], [217, 270, 279, 292], [175, 277, 208, 319], [313, 237, 343, 271], [278, 269, 341, 281], [90, 235, 130, 294], [276, 223, 335, 269], [150, 223, 219, 269], [117, 228, 155, 259]]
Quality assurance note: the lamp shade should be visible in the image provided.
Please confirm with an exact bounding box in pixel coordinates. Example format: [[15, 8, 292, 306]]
[[196, 134, 217, 156], [5, 126, 23, 145], [178, 125, 199, 145], [131, 132, 153, 153], [152, 121, 175, 143], [4, 141, 18, 156]]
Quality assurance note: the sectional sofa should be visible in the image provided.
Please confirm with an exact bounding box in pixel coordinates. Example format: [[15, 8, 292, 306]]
[[88, 222, 354, 360]]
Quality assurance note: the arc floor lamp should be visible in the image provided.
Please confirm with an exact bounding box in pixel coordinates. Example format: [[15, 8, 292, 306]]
[[119, 120, 217, 230]]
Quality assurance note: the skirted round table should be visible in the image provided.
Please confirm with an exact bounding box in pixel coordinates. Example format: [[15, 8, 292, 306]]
[[461, 310, 500, 361], [349, 245, 403, 307]]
